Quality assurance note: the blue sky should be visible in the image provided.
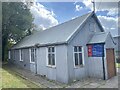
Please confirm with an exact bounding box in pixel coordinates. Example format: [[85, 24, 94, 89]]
[[30, 1, 118, 37], [40, 2, 91, 23]]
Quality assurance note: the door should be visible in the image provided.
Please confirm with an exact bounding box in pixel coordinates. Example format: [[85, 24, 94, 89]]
[[106, 48, 116, 79]]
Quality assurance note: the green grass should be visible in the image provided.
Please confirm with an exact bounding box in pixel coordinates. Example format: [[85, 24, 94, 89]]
[[116, 63, 120, 68], [1, 66, 42, 88]]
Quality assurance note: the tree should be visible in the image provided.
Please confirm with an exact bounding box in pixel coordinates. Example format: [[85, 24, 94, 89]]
[[2, 2, 33, 61]]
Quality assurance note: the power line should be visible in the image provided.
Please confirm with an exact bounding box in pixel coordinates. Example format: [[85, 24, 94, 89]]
[[97, 0, 102, 11]]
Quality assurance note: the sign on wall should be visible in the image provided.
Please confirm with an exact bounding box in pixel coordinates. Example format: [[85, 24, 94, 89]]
[[88, 45, 92, 57], [88, 44, 104, 57]]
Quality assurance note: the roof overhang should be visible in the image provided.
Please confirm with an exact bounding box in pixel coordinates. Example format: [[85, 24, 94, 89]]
[[86, 42, 105, 46], [11, 42, 68, 50]]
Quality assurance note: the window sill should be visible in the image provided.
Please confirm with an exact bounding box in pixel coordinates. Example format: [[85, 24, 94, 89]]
[[30, 62, 35, 64], [74, 65, 84, 69], [20, 60, 23, 62], [46, 65, 56, 69]]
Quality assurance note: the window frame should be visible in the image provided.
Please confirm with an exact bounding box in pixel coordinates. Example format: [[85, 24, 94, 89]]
[[13, 50, 15, 61], [46, 46, 56, 68], [73, 46, 84, 68], [19, 49, 23, 61], [8, 50, 11, 60], [29, 48, 36, 64]]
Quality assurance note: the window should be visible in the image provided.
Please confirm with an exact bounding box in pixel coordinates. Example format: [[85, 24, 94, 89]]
[[47, 47, 55, 66], [11, 50, 13, 60], [30, 48, 36, 63], [13, 50, 15, 60], [8, 50, 11, 59], [20, 49, 23, 61], [74, 46, 84, 67]]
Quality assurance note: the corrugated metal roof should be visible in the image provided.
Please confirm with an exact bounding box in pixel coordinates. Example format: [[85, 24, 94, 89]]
[[113, 35, 120, 38], [88, 32, 108, 44], [12, 12, 93, 49]]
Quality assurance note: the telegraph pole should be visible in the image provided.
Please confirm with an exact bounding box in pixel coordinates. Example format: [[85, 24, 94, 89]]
[[91, 0, 95, 12]]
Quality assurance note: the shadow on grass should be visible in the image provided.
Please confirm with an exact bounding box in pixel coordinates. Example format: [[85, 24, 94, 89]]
[[2, 63, 41, 88]]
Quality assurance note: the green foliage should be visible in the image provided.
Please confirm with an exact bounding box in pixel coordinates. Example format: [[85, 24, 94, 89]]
[[116, 63, 120, 68], [2, 2, 33, 61]]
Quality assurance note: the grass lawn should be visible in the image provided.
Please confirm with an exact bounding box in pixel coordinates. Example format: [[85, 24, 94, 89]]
[[116, 63, 120, 68], [1, 66, 42, 88]]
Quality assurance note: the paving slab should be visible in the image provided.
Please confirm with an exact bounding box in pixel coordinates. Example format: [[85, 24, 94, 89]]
[[98, 76, 118, 88]]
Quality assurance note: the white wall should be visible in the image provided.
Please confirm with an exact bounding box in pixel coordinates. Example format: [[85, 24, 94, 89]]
[[67, 16, 102, 82], [36, 45, 69, 83], [87, 57, 103, 79]]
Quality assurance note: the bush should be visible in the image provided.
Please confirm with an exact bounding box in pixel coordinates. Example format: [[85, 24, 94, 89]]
[[116, 57, 120, 63]]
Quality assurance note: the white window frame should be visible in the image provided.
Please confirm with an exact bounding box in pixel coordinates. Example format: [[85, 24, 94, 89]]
[[29, 48, 36, 64], [19, 49, 23, 61], [46, 46, 56, 68], [8, 50, 11, 59], [73, 46, 85, 68]]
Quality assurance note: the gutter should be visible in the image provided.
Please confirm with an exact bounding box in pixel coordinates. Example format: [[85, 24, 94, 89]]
[[86, 42, 105, 46], [10, 42, 68, 50]]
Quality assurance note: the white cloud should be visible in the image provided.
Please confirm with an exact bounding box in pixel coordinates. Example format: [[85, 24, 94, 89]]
[[98, 15, 118, 36], [96, 2, 118, 16], [30, 2, 58, 31], [82, 0, 118, 36], [82, 0, 118, 16], [83, 0, 93, 10], [107, 8, 118, 16], [75, 4, 83, 11]]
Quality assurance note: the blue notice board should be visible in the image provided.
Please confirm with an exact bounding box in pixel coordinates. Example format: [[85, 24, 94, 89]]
[[92, 44, 104, 57]]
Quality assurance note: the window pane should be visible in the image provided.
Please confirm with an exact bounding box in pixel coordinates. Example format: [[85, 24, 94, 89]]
[[32, 52, 35, 62], [74, 53, 78, 65], [48, 54, 51, 65], [48, 47, 51, 52], [52, 54, 55, 65], [14, 50, 15, 60], [78, 47, 82, 52], [31, 50, 32, 61], [52, 47, 54, 52], [31, 48, 35, 62], [11, 51, 13, 60], [74, 46, 77, 52], [48, 47, 55, 66], [34, 49, 36, 61], [31, 52, 34, 62], [21, 49, 23, 60], [79, 53, 82, 65]]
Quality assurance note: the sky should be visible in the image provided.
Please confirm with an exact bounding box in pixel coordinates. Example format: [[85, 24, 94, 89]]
[[30, 1, 119, 37]]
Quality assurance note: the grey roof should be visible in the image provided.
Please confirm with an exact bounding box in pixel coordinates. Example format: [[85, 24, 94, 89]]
[[88, 32, 108, 44], [12, 12, 104, 49], [113, 35, 120, 38], [12, 12, 93, 49]]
